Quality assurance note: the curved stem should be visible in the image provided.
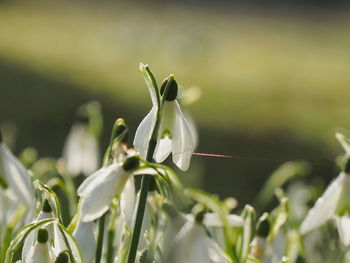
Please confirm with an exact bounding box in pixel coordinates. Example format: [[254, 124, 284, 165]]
[[95, 213, 106, 263]]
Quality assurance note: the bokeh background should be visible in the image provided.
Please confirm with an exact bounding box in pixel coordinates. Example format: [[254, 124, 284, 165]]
[[1, 0, 350, 206]]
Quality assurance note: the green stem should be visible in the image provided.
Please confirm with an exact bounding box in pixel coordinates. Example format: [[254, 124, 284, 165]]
[[127, 68, 174, 263], [95, 213, 106, 263], [127, 139, 157, 263]]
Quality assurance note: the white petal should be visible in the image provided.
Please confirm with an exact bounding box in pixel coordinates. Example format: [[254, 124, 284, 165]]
[[80, 166, 129, 222], [335, 216, 350, 246], [81, 131, 99, 176], [133, 107, 157, 158], [25, 242, 55, 263], [300, 173, 346, 234], [171, 101, 194, 171], [63, 124, 85, 176], [172, 222, 211, 263], [77, 164, 117, 197], [0, 144, 34, 208], [204, 235, 231, 263], [73, 221, 96, 263], [63, 124, 99, 177], [154, 136, 172, 163], [120, 177, 136, 225], [204, 213, 244, 227], [183, 111, 198, 150]]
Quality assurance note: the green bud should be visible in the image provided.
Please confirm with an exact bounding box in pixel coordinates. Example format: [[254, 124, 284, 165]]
[[55, 252, 69, 263], [160, 76, 178, 101], [37, 228, 49, 243], [191, 203, 206, 224], [114, 118, 128, 143], [42, 199, 52, 213], [256, 213, 270, 238], [122, 156, 140, 172]]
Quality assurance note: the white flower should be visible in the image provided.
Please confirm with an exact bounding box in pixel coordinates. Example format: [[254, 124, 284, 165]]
[[0, 143, 35, 208], [133, 74, 195, 171], [77, 157, 157, 222], [73, 221, 96, 263], [169, 220, 231, 263], [63, 123, 99, 176], [300, 133, 350, 246], [24, 229, 55, 263]]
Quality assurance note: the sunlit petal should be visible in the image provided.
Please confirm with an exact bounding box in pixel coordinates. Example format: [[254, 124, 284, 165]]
[[77, 164, 117, 197], [172, 101, 194, 171], [133, 107, 157, 158], [73, 221, 96, 263], [300, 173, 346, 234], [335, 215, 350, 246], [154, 136, 172, 163], [0, 144, 34, 208], [80, 166, 129, 222], [121, 176, 136, 225]]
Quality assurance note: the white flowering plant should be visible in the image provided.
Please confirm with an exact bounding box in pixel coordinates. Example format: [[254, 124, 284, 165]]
[[0, 64, 349, 263]]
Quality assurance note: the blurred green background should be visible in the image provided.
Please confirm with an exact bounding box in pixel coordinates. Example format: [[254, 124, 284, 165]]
[[1, 0, 350, 205]]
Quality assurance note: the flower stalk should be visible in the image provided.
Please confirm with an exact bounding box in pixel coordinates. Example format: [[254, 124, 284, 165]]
[[127, 65, 174, 263]]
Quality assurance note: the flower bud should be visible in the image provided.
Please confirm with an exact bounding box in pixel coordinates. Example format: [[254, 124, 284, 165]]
[[42, 199, 52, 213], [122, 156, 140, 172], [37, 229, 49, 244], [191, 204, 206, 224], [160, 77, 178, 101], [256, 213, 270, 238], [55, 252, 69, 263], [114, 118, 128, 143]]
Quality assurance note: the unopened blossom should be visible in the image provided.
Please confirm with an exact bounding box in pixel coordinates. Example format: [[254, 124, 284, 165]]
[[300, 133, 350, 246], [134, 68, 195, 171]]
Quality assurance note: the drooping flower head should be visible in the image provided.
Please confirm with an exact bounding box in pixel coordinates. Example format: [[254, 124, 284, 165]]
[[134, 64, 196, 171], [63, 101, 102, 177]]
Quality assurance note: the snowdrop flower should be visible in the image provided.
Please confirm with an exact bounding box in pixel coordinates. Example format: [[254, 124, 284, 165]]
[[134, 65, 195, 171], [77, 156, 158, 222], [249, 213, 271, 262], [63, 102, 102, 176], [300, 133, 350, 246], [24, 229, 55, 263], [22, 200, 55, 260], [73, 221, 96, 263], [168, 213, 231, 263]]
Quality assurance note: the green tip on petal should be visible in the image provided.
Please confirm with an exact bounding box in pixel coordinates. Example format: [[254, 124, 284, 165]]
[[160, 75, 178, 101], [55, 252, 69, 263], [122, 156, 140, 172], [256, 212, 270, 238], [42, 199, 52, 213], [37, 228, 49, 243]]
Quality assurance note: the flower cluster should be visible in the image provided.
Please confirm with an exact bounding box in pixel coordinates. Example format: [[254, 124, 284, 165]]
[[1, 64, 350, 263]]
